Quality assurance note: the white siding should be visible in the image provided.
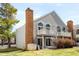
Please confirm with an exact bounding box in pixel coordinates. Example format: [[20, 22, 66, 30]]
[[16, 25, 26, 49], [34, 11, 68, 35]]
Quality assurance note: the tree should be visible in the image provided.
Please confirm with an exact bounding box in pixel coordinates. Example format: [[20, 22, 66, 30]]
[[0, 3, 19, 48], [11, 31, 16, 44], [0, 17, 6, 46]]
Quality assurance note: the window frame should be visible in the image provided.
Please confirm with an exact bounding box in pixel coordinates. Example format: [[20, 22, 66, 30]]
[[46, 39, 51, 46], [38, 22, 43, 30], [62, 27, 65, 32], [46, 24, 51, 30], [57, 26, 61, 32]]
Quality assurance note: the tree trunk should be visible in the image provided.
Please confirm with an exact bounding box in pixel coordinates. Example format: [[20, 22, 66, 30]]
[[8, 37, 11, 48], [15, 37, 16, 44], [1, 39, 4, 46]]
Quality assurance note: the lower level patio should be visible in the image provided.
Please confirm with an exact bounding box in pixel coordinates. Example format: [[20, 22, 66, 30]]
[[35, 34, 72, 49]]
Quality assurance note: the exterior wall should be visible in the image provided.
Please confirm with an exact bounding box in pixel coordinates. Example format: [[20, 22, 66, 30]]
[[16, 25, 26, 49]]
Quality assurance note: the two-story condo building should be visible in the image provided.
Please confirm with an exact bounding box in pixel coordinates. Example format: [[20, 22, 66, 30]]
[[16, 8, 76, 50]]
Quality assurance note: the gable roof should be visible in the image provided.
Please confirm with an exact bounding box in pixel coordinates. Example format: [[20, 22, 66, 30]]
[[34, 11, 53, 22], [34, 11, 66, 27], [50, 11, 66, 27]]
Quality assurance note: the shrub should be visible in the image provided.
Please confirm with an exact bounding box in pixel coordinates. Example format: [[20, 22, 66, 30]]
[[64, 39, 75, 48], [53, 38, 75, 48]]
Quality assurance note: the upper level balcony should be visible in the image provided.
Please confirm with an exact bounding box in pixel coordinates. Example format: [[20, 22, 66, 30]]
[[76, 34, 79, 38], [37, 29, 71, 37], [57, 32, 71, 37]]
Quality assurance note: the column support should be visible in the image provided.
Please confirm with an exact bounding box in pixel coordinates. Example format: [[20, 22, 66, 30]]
[[42, 35, 44, 49]]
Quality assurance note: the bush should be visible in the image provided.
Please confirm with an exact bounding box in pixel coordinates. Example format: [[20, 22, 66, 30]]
[[54, 38, 75, 48]]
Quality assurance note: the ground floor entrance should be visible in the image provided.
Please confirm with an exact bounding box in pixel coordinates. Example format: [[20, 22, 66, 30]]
[[36, 35, 56, 49], [37, 38, 42, 49]]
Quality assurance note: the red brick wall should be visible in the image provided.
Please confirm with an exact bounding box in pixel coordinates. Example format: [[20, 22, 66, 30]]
[[25, 8, 33, 47]]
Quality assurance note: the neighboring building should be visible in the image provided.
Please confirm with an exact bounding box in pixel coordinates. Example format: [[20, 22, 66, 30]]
[[16, 8, 77, 50], [74, 25, 79, 43]]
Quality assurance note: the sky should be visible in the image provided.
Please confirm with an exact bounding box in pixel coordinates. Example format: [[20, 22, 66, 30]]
[[11, 3, 79, 31]]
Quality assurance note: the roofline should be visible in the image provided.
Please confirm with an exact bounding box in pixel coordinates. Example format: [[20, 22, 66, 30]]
[[34, 11, 55, 22]]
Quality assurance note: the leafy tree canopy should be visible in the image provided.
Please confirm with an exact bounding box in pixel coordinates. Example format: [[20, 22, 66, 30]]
[[0, 3, 19, 47]]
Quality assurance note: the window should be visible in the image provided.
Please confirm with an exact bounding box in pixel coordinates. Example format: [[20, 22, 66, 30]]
[[76, 38, 79, 42], [77, 40, 79, 42], [46, 39, 51, 46], [76, 29, 79, 34], [37, 39, 42, 46], [38, 22, 43, 30], [46, 24, 50, 30], [38, 22, 43, 26], [57, 26, 61, 32], [37, 38, 42, 49], [62, 27, 65, 32]]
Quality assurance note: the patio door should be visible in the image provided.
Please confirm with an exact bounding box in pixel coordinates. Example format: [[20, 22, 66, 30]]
[[45, 37, 52, 48], [46, 39, 51, 46], [37, 38, 42, 49]]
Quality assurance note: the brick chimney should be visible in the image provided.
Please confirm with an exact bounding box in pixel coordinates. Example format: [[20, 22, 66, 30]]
[[25, 8, 33, 47], [67, 20, 73, 32], [67, 20, 75, 40]]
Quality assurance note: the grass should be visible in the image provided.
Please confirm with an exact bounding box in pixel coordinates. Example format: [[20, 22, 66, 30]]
[[0, 47, 79, 56]]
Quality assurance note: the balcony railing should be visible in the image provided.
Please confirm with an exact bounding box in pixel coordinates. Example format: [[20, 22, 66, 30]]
[[76, 34, 79, 38], [37, 29, 71, 37], [57, 32, 71, 37]]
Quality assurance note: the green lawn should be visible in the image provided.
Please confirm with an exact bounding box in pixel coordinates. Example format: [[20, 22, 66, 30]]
[[0, 47, 79, 56]]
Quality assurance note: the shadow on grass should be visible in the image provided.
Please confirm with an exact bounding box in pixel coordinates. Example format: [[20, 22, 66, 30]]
[[48, 47, 74, 50], [0, 47, 21, 53]]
